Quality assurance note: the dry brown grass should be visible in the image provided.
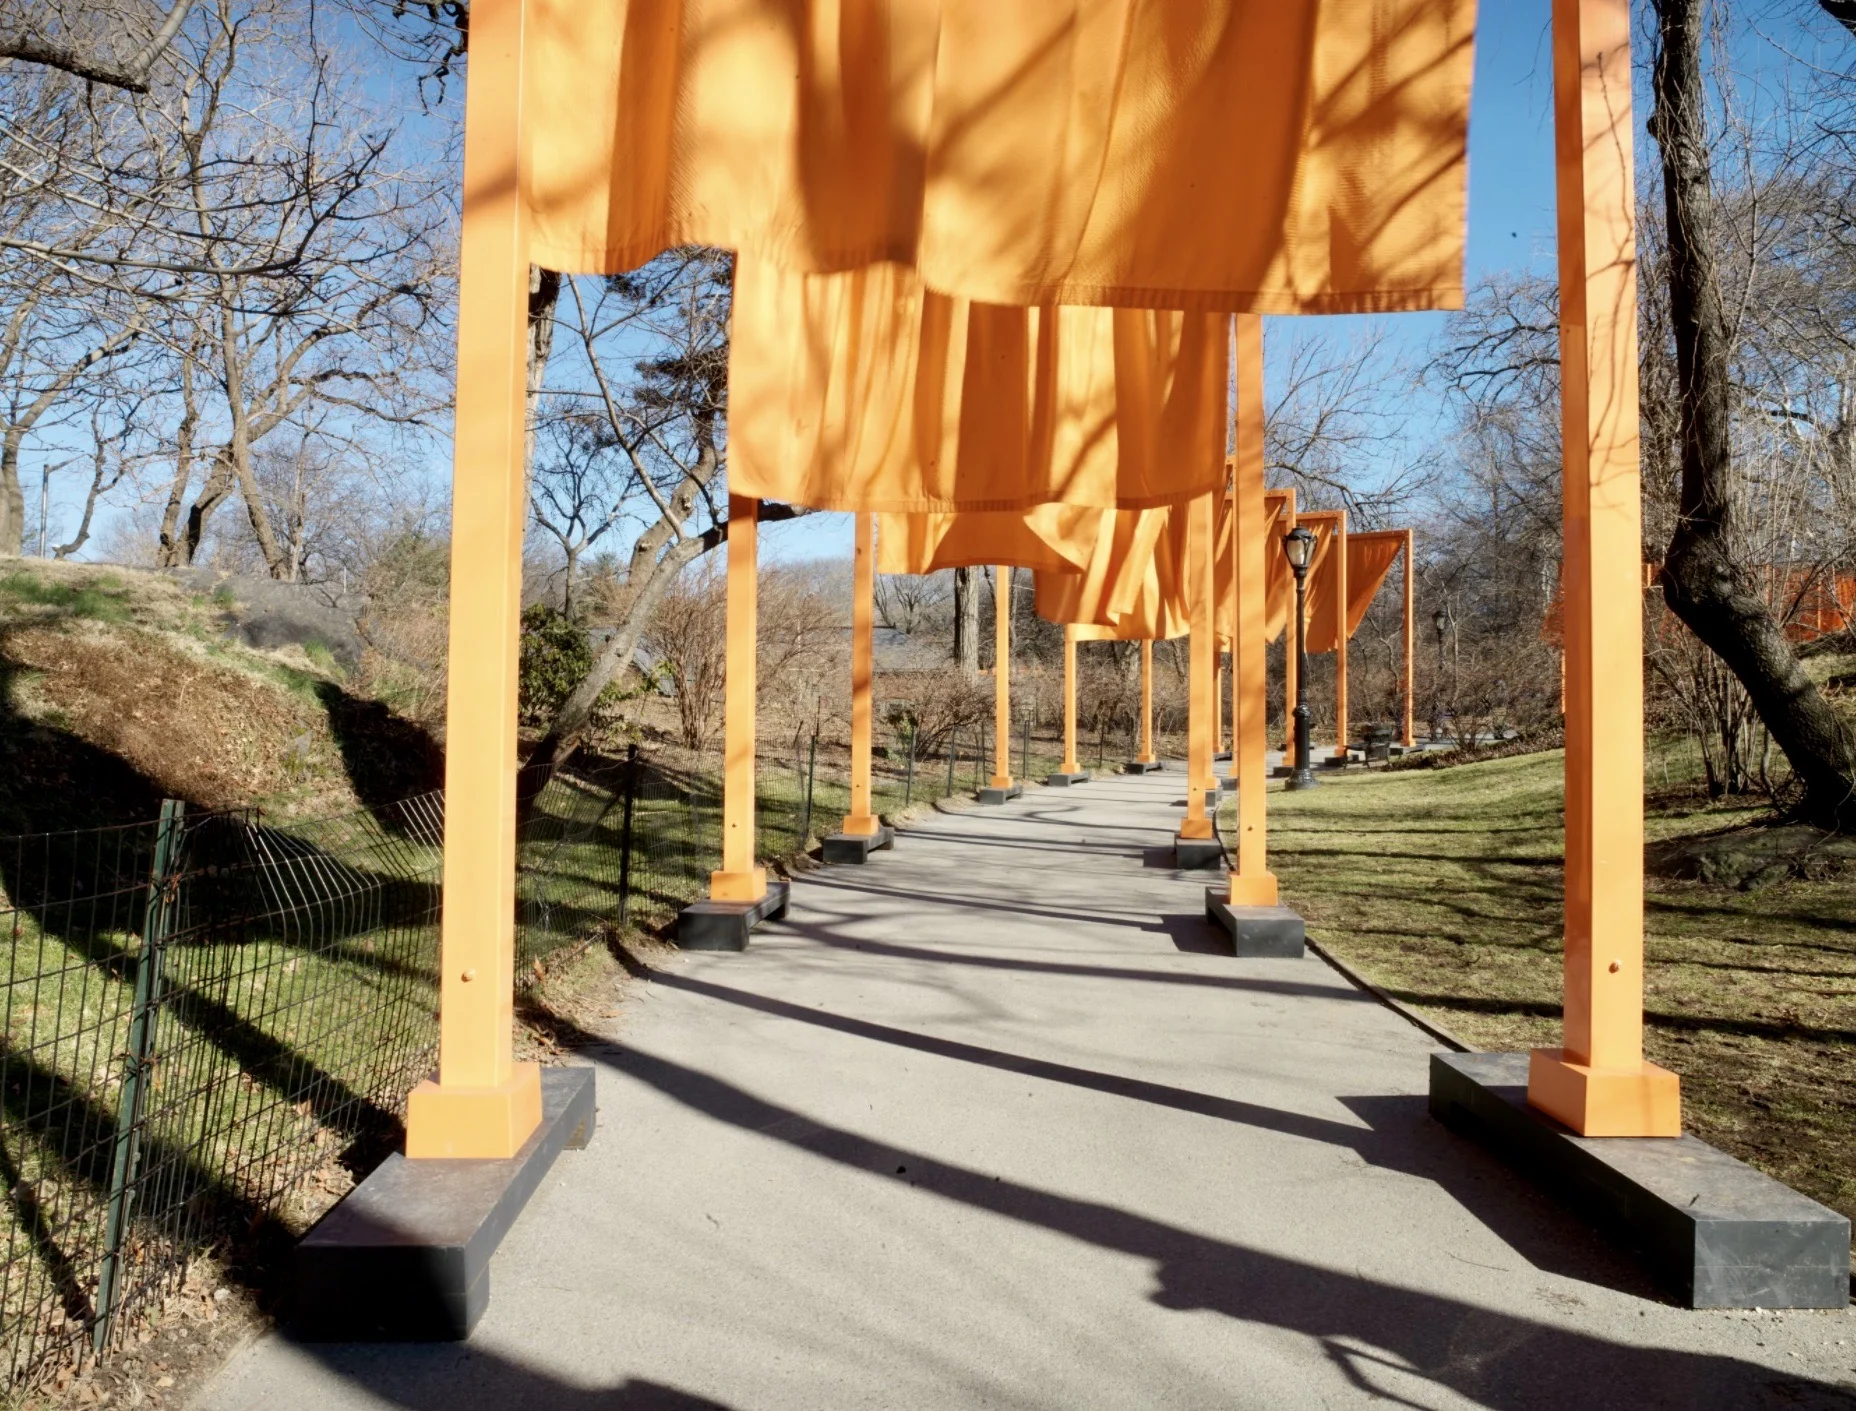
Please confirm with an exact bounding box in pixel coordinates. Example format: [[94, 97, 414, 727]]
[[1235, 747, 1856, 1231]]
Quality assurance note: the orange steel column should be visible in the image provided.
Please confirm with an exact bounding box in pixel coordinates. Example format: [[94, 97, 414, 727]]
[[1138, 639, 1156, 764], [405, 0, 541, 1160], [991, 565, 1014, 788], [841, 513, 879, 836], [1281, 495, 1300, 768], [1333, 511, 1349, 761], [1401, 530, 1416, 747], [711, 496, 768, 903], [1213, 654, 1225, 758], [1061, 625, 1081, 772], [1229, 315, 1278, 906], [1180, 494, 1215, 840], [1528, 0, 1679, 1137]]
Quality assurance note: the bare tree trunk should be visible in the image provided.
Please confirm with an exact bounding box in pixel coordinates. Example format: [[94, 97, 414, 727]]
[[953, 565, 981, 674], [156, 354, 201, 566], [179, 450, 236, 565], [1650, 0, 1856, 825]]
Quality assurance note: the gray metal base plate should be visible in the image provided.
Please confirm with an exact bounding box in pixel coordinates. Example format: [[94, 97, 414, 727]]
[[1124, 760, 1163, 774], [822, 826, 895, 864], [1203, 891, 1305, 956], [1430, 1052, 1850, 1308], [977, 783, 1024, 805], [1173, 833, 1224, 870], [1044, 771, 1092, 786], [1218, 775, 1240, 791], [676, 881, 791, 951], [291, 1066, 596, 1341]]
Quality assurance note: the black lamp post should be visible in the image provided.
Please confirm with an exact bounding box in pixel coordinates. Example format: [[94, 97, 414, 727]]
[[1282, 526, 1318, 791], [1431, 608, 1448, 741]]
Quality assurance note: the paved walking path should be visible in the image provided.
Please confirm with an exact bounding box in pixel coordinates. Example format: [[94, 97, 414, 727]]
[[196, 768, 1854, 1411]]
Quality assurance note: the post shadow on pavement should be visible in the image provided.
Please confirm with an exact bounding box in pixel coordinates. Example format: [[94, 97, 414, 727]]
[[289, 1345, 738, 1411], [590, 1040, 1849, 1411], [797, 874, 1183, 933], [611, 952, 1652, 1297], [765, 913, 1370, 1002]]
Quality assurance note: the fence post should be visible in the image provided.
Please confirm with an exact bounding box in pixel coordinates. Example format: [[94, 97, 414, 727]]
[[95, 798, 184, 1351], [1020, 714, 1030, 780], [945, 731, 957, 798], [617, 743, 638, 927], [799, 733, 818, 846], [904, 727, 916, 808]]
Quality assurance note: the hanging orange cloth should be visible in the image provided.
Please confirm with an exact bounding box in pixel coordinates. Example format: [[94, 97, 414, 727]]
[[523, 0, 1477, 312], [1034, 503, 1188, 632], [1318, 529, 1406, 647], [1300, 514, 1348, 653], [875, 504, 1098, 574], [728, 260, 1230, 512], [1263, 489, 1297, 643]]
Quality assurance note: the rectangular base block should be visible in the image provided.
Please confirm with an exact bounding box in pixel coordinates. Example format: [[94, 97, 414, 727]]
[[1125, 760, 1163, 774], [1218, 776, 1239, 791], [1204, 891, 1305, 956], [1321, 753, 1352, 769], [977, 783, 1024, 805], [676, 881, 791, 951], [1045, 771, 1091, 786], [822, 826, 895, 864], [1430, 1052, 1850, 1308], [1173, 833, 1224, 870], [293, 1066, 596, 1341]]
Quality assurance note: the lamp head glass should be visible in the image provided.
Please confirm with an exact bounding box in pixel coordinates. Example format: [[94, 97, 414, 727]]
[[1282, 525, 1316, 570]]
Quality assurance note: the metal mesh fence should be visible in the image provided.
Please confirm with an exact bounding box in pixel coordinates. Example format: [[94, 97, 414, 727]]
[[0, 718, 1116, 1389]]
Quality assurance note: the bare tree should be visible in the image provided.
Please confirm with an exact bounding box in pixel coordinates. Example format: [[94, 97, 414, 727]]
[[875, 570, 951, 636], [1648, 0, 1856, 824], [0, 0, 198, 93], [0, 0, 452, 570]]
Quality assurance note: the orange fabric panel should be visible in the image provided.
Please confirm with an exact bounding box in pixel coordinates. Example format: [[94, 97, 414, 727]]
[[730, 260, 1230, 511], [875, 504, 1097, 574], [1297, 514, 1343, 651], [1263, 490, 1296, 643], [1323, 530, 1405, 644], [1034, 504, 1188, 637], [524, 0, 1477, 312]]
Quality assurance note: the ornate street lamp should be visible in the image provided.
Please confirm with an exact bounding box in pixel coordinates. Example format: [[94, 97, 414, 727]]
[[1432, 607, 1448, 741], [1282, 525, 1318, 791]]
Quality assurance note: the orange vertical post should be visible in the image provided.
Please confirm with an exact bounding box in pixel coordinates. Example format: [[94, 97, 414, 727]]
[[991, 565, 1014, 789], [1281, 494, 1300, 768], [1401, 530, 1416, 748], [1527, 0, 1679, 1137], [1213, 653, 1225, 759], [1229, 315, 1279, 906], [841, 512, 879, 837], [1138, 639, 1156, 765], [405, 0, 541, 1160], [1060, 624, 1081, 773], [1332, 511, 1349, 761], [1181, 494, 1215, 839], [710, 496, 768, 903]]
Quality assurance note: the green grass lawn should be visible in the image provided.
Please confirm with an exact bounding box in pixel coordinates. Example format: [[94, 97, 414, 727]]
[[1229, 747, 1856, 1227]]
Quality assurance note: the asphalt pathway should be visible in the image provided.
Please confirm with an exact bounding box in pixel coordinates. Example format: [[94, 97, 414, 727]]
[[195, 766, 1856, 1410]]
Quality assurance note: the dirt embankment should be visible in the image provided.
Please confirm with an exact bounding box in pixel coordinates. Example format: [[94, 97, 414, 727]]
[[0, 561, 440, 833]]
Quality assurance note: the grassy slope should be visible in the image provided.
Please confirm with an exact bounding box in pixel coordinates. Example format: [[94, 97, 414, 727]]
[[0, 562, 439, 831], [1235, 749, 1856, 1226]]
